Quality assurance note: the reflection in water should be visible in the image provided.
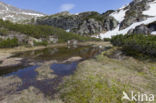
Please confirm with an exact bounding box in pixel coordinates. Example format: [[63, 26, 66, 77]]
[[13, 46, 102, 62], [51, 62, 78, 76], [0, 45, 105, 97], [7, 65, 39, 81], [0, 65, 25, 76], [0, 46, 103, 76]]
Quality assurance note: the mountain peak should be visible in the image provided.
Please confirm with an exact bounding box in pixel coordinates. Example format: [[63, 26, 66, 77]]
[[0, 1, 45, 22]]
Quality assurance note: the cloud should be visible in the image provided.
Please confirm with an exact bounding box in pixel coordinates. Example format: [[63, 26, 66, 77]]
[[60, 3, 75, 11]]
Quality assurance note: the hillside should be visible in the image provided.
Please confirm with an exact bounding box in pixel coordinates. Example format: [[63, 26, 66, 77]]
[[0, 1, 45, 22], [100, 0, 156, 38], [35, 11, 118, 36], [35, 0, 156, 38], [0, 19, 99, 48]]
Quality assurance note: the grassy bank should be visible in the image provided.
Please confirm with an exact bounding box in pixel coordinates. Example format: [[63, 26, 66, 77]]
[[55, 47, 156, 103]]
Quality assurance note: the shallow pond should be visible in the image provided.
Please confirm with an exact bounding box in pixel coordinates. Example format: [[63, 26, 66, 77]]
[[0, 45, 103, 76], [0, 45, 106, 98]]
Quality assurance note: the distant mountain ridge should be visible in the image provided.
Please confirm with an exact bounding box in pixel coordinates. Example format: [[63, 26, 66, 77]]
[[0, 1, 45, 22]]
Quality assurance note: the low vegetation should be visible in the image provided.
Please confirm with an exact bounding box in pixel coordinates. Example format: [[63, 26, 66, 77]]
[[0, 19, 100, 43], [111, 34, 156, 57], [55, 47, 156, 103], [33, 40, 48, 46], [80, 11, 104, 21], [0, 38, 18, 48]]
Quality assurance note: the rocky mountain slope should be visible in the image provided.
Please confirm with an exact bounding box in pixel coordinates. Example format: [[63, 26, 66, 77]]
[[35, 11, 118, 36], [0, 1, 45, 22], [0, 0, 156, 39], [35, 0, 156, 38], [100, 0, 156, 38]]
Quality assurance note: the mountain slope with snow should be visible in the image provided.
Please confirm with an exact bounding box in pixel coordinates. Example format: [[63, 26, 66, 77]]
[[0, 1, 45, 22], [100, 0, 156, 38]]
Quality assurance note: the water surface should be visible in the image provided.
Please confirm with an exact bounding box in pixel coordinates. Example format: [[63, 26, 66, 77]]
[[0, 45, 105, 97], [0, 45, 104, 77]]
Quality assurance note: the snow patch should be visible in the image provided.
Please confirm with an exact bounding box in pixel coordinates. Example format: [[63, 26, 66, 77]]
[[66, 29, 70, 32], [151, 31, 156, 35], [5, 15, 14, 18], [100, 17, 156, 38], [143, 0, 156, 16], [21, 12, 44, 16], [2, 17, 6, 21], [110, 8, 128, 23], [75, 13, 79, 15]]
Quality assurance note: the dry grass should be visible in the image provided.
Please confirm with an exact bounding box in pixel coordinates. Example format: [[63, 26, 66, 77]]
[[35, 63, 57, 80], [1, 86, 64, 103], [57, 47, 156, 103]]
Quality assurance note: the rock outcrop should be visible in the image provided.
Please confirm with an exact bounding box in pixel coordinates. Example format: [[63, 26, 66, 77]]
[[36, 11, 118, 36], [128, 24, 151, 35], [36, 12, 82, 30], [100, 0, 156, 38], [120, 0, 152, 30], [76, 19, 103, 35], [148, 21, 156, 31]]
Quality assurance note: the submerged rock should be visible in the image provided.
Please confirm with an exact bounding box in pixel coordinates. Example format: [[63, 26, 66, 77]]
[[67, 39, 78, 47], [0, 58, 23, 67], [63, 56, 82, 63], [35, 61, 57, 80]]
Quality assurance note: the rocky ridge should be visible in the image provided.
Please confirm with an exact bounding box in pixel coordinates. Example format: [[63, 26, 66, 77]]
[[0, 0, 156, 38], [35, 0, 156, 38], [100, 0, 156, 38], [35, 11, 118, 36], [0, 1, 45, 22]]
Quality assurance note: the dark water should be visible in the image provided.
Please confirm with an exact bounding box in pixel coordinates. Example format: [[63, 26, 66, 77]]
[[12, 46, 101, 62], [51, 61, 78, 76], [0, 45, 105, 97], [6, 65, 39, 81], [0, 46, 103, 76]]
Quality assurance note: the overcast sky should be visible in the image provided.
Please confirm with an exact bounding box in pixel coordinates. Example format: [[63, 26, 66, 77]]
[[0, 0, 132, 15]]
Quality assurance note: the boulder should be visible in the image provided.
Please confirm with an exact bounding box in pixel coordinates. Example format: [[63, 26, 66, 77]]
[[148, 21, 156, 31], [103, 17, 118, 31], [49, 36, 58, 43], [77, 19, 103, 35], [63, 56, 82, 63], [27, 37, 42, 46], [128, 24, 150, 35], [67, 39, 78, 47], [0, 58, 23, 67]]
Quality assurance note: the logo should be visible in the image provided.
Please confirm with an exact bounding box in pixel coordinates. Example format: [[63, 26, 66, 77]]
[[122, 91, 155, 102]]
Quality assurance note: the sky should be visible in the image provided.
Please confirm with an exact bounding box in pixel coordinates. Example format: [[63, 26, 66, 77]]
[[0, 0, 132, 15]]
